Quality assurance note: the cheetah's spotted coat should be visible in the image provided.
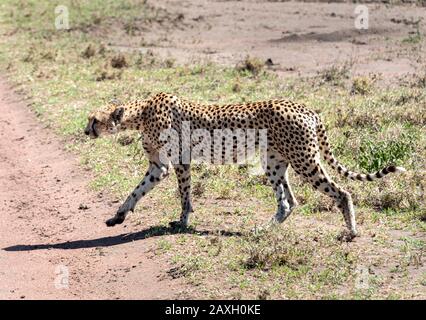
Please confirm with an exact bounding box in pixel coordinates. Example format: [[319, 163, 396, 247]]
[[84, 93, 405, 240]]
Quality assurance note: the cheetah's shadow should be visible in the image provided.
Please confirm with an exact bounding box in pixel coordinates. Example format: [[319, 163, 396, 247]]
[[3, 224, 242, 252]]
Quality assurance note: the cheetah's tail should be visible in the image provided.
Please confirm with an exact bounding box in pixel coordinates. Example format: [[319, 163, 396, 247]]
[[316, 120, 406, 181]]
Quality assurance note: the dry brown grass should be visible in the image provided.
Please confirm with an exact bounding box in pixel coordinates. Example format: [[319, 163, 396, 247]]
[[110, 54, 128, 69], [235, 56, 265, 76]]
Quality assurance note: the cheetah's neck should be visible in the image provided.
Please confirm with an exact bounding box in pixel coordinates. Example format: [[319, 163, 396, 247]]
[[117, 100, 147, 132]]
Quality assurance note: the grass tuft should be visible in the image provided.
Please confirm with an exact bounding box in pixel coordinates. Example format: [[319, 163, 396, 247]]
[[111, 53, 128, 69], [318, 62, 351, 86], [351, 76, 375, 95], [243, 228, 312, 271], [357, 132, 416, 172], [82, 44, 96, 59], [235, 56, 265, 76]]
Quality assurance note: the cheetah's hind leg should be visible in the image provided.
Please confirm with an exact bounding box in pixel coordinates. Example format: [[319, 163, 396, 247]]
[[304, 160, 358, 241], [169, 164, 193, 230]]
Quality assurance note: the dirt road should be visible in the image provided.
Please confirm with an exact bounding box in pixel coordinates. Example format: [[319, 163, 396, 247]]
[[111, 0, 426, 79], [0, 79, 185, 299]]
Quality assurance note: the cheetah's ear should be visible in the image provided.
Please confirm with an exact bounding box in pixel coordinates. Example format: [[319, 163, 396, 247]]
[[112, 107, 124, 123], [109, 98, 122, 107]]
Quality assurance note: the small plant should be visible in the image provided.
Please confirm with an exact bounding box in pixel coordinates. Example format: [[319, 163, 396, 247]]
[[394, 90, 423, 106], [379, 191, 409, 210], [157, 239, 172, 252], [82, 44, 96, 59], [91, 13, 102, 25], [357, 133, 414, 172], [232, 82, 242, 93], [134, 50, 157, 68], [217, 181, 234, 199], [421, 209, 426, 222], [351, 76, 375, 95], [98, 43, 106, 56], [111, 54, 128, 69], [95, 67, 122, 81], [124, 19, 140, 36], [318, 62, 351, 86], [411, 72, 426, 88], [117, 133, 134, 146], [192, 179, 206, 197], [243, 228, 312, 271], [402, 25, 422, 44], [167, 256, 204, 279], [236, 56, 264, 76], [22, 47, 35, 62], [164, 58, 175, 68]]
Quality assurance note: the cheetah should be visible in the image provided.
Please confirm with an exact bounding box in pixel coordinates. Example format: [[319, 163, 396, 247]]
[[84, 93, 406, 241]]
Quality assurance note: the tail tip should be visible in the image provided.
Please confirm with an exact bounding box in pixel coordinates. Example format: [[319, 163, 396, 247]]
[[388, 165, 407, 173]]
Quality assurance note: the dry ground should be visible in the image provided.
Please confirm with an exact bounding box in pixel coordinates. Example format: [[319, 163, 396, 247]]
[[110, 0, 426, 80], [0, 79, 189, 299]]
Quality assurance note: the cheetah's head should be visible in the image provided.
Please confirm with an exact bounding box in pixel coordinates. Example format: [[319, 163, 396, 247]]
[[84, 101, 124, 138]]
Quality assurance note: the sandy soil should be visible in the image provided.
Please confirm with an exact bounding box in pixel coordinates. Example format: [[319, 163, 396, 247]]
[[109, 0, 425, 79], [0, 78, 186, 299]]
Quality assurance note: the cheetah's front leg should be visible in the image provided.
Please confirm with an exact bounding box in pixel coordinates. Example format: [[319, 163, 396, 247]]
[[265, 155, 298, 225], [106, 161, 169, 227]]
